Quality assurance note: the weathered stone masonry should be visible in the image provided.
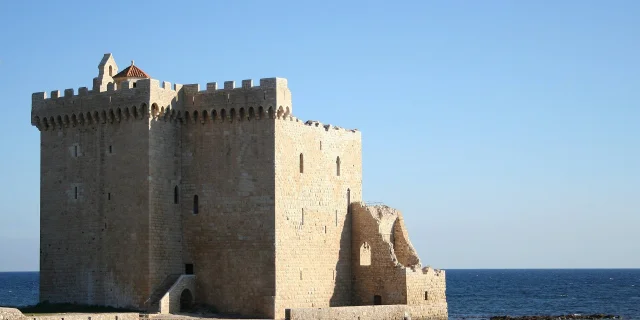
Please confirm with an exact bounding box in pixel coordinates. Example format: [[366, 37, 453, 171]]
[[30, 54, 447, 320]]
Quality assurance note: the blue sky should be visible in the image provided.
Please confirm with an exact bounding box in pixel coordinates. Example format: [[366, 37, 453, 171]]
[[0, 0, 638, 271]]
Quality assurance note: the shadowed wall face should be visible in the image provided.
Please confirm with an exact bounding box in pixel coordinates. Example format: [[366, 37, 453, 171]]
[[37, 91, 153, 308]]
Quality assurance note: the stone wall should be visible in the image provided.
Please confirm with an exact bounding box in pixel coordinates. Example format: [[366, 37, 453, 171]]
[[0, 308, 139, 320], [287, 304, 447, 320], [28, 314, 138, 320], [34, 86, 154, 309], [179, 80, 284, 319], [273, 119, 362, 319], [159, 275, 196, 314], [0, 308, 25, 320], [147, 85, 185, 302]]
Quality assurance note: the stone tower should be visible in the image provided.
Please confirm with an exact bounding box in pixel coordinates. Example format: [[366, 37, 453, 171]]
[[30, 54, 447, 320]]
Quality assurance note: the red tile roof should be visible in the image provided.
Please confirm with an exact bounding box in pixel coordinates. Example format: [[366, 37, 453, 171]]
[[113, 60, 150, 79]]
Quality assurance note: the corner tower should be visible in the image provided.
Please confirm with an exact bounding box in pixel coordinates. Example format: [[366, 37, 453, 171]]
[[31, 54, 183, 309]]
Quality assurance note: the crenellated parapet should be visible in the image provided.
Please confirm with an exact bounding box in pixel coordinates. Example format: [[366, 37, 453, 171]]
[[31, 79, 160, 131], [31, 75, 301, 131]]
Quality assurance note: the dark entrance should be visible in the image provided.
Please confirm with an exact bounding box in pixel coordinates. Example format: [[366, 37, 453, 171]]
[[374, 295, 382, 305], [179, 289, 193, 312], [185, 263, 194, 275]]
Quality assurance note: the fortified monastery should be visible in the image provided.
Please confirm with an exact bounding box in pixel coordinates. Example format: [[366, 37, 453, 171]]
[[30, 54, 447, 320]]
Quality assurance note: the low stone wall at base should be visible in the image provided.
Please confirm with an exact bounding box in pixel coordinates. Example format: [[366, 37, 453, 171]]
[[0, 308, 26, 320], [286, 304, 448, 320], [25, 313, 139, 320]]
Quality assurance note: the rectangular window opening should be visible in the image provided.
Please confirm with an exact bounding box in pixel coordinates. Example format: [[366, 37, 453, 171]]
[[74, 145, 78, 157], [108, 193, 111, 200], [185, 263, 194, 275], [424, 291, 428, 300], [109, 145, 112, 154], [374, 295, 382, 305], [74, 187, 78, 199]]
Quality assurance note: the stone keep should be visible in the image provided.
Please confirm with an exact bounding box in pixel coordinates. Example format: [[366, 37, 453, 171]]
[[30, 54, 447, 320]]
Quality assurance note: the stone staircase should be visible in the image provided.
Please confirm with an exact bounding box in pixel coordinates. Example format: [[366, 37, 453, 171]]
[[144, 274, 182, 313]]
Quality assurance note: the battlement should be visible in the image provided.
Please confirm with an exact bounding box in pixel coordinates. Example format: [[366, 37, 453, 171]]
[[31, 76, 292, 131], [32, 77, 287, 105]]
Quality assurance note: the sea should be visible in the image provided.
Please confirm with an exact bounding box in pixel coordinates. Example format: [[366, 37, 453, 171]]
[[1, 269, 639, 319]]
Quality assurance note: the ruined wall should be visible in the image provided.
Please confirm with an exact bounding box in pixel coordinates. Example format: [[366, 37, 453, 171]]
[[273, 118, 362, 319], [179, 79, 283, 318], [351, 203, 447, 318], [33, 86, 153, 309], [351, 204, 407, 305]]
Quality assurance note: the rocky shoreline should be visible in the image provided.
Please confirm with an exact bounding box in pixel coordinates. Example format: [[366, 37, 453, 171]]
[[490, 314, 621, 320]]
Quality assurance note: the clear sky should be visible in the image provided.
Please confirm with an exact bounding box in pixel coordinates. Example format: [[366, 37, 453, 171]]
[[0, 0, 638, 271]]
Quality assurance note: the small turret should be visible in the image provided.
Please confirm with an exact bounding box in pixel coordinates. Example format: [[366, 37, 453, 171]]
[[112, 60, 150, 87], [93, 53, 119, 92]]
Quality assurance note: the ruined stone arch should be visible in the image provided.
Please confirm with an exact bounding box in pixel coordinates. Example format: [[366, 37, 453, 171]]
[[360, 242, 371, 266]]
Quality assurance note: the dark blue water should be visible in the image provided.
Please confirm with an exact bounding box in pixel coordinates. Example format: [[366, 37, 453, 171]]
[[1, 270, 639, 319], [448, 269, 640, 319]]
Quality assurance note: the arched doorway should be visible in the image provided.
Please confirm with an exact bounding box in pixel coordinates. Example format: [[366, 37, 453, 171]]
[[179, 289, 193, 312]]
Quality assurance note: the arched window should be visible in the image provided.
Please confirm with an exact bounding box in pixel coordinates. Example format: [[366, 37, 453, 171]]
[[299, 153, 304, 173], [174, 186, 179, 204], [193, 195, 199, 214], [109, 65, 113, 77], [360, 242, 371, 266], [336, 157, 341, 176]]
